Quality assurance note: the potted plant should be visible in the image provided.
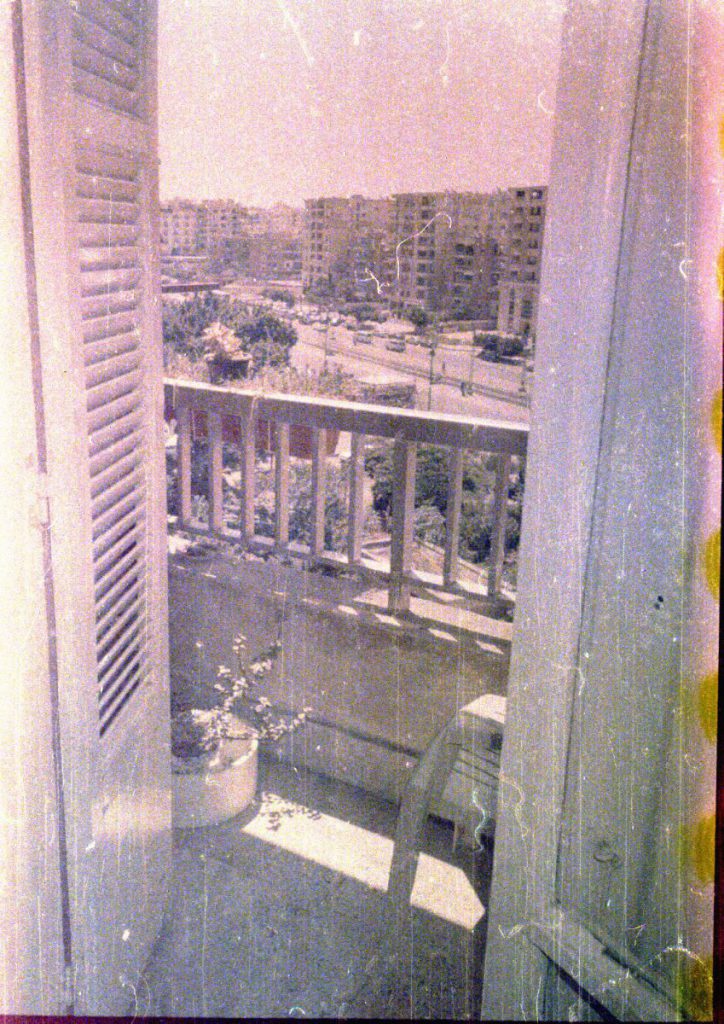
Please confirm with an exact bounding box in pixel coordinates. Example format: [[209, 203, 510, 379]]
[[171, 633, 309, 828], [201, 321, 251, 383]]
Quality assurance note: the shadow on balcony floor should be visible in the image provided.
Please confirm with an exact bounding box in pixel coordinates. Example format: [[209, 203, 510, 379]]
[[138, 756, 492, 1019]]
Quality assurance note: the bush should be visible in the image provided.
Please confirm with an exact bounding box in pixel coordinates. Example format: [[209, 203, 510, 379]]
[[262, 287, 295, 307], [406, 305, 430, 332], [363, 444, 522, 565], [163, 295, 298, 377]]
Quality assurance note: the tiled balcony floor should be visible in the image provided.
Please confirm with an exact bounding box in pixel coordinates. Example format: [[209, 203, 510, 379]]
[[137, 756, 492, 1019]]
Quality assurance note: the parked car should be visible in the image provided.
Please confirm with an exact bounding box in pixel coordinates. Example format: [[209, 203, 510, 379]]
[[386, 339, 406, 352]]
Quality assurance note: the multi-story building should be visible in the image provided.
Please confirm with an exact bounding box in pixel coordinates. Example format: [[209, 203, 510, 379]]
[[302, 195, 394, 300], [391, 191, 503, 321], [160, 199, 303, 274], [390, 192, 447, 311], [267, 203, 304, 236], [302, 196, 352, 294], [247, 232, 302, 281], [160, 198, 203, 254], [302, 187, 547, 334], [494, 186, 547, 340], [196, 199, 250, 254]]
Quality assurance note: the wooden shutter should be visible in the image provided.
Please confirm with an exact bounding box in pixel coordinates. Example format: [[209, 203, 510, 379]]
[[20, 0, 170, 1014], [77, 141, 149, 738]]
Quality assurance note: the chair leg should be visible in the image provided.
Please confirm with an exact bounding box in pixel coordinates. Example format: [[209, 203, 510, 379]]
[[385, 723, 464, 960]]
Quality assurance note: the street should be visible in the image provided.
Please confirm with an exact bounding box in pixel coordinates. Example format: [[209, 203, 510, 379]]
[[290, 321, 531, 422], [221, 283, 530, 422]]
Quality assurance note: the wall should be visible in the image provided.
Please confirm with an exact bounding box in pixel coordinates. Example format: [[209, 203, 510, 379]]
[[168, 549, 510, 803]]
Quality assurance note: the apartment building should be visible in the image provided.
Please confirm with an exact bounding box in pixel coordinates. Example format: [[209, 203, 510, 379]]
[[246, 232, 302, 280], [160, 198, 203, 254], [391, 191, 504, 320], [302, 195, 394, 299], [161, 199, 250, 255], [494, 186, 547, 340], [391, 192, 447, 311], [160, 200, 303, 279], [301, 188, 546, 325], [196, 199, 249, 254]]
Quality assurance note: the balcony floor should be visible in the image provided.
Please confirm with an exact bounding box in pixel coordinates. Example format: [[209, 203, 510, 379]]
[[137, 756, 492, 1019]]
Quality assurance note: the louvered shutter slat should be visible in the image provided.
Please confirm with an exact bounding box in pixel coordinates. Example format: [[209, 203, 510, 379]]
[[80, 266, 141, 296], [88, 407, 143, 459], [72, 40, 140, 94], [96, 591, 145, 660], [98, 648, 144, 715], [96, 585, 144, 647], [85, 348, 141, 389], [72, 65, 140, 116], [78, 221, 140, 249], [86, 369, 143, 416], [86, 388, 141, 434], [78, 198, 139, 226], [95, 554, 146, 621], [89, 422, 142, 476], [79, 245, 139, 273], [98, 659, 145, 736], [92, 497, 144, 565], [84, 330, 138, 366], [82, 296, 140, 325], [90, 446, 141, 497], [72, 13, 139, 69], [96, 613, 146, 681], [75, 0, 141, 47], [92, 491, 144, 550]]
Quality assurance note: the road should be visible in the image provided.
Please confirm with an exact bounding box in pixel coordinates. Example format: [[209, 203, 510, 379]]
[[220, 284, 530, 422], [291, 322, 531, 422]]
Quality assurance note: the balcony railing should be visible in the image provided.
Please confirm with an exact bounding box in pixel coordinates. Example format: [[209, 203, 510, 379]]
[[164, 378, 528, 614]]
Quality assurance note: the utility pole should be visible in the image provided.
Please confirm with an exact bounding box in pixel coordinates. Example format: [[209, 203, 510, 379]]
[[426, 313, 439, 410], [466, 337, 476, 396], [322, 300, 330, 372]]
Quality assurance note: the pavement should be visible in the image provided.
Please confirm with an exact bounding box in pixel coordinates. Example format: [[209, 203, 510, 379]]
[[137, 757, 492, 1019]]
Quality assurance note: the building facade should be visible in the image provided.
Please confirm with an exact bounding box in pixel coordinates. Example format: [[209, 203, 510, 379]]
[[301, 187, 547, 334], [160, 199, 302, 280], [302, 195, 394, 300], [494, 186, 547, 340]]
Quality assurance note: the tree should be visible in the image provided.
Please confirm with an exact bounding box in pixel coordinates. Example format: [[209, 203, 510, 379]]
[[162, 293, 249, 358], [261, 287, 295, 307], [237, 313, 298, 373], [162, 295, 298, 377], [406, 305, 430, 332], [363, 443, 522, 564], [473, 331, 525, 362]]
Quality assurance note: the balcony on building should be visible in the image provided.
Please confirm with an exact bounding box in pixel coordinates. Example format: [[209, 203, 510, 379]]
[[163, 377, 525, 791]]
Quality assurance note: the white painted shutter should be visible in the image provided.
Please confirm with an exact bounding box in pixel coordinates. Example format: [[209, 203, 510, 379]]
[[21, 0, 170, 1014], [77, 141, 149, 738]]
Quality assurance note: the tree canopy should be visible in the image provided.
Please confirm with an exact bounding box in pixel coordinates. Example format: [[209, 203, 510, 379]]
[[364, 442, 524, 566], [163, 293, 297, 376]]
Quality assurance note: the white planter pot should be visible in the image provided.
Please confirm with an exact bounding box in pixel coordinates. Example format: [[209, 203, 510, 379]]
[[172, 719, 259, 828]]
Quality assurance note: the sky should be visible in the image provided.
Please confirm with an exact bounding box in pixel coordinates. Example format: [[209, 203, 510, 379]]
[[158, 0, 565, 207]]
